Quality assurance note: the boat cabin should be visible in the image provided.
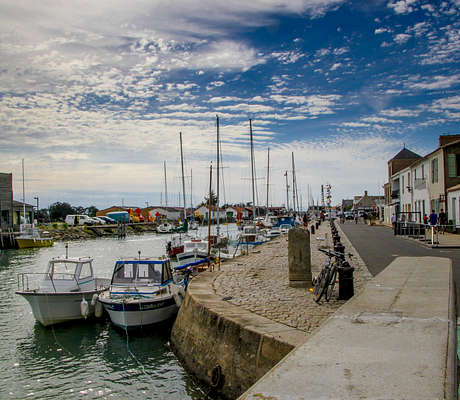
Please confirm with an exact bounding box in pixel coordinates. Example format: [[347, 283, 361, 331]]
[[111, 259, 172, 286], [183, 239, 208, 253], [40, 257, 95, 292]]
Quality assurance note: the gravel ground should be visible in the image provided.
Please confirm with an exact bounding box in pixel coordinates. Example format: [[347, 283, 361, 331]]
[[213, 221, 372, 336]]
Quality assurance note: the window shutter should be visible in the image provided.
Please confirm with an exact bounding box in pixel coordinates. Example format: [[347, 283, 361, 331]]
[[448, 154, 456, 177]]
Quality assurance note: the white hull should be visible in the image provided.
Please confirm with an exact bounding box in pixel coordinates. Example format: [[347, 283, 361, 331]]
[[17, 287, 107, 327], [100, 296, 178, 328]]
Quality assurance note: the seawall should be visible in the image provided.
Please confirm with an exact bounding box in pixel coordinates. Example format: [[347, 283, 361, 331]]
[[170, 270, 307, 399]]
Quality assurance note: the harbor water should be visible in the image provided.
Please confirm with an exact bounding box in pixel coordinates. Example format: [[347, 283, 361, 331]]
[[0, 231, 230, 400]]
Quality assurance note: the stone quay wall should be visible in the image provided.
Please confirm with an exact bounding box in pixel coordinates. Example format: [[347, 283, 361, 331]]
[[171, 221, 373, 399]]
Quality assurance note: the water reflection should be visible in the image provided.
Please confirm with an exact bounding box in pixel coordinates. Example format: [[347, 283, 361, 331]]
[[1, 234, 212, 400]]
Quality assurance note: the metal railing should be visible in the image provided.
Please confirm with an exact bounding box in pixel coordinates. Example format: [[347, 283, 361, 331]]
[[17, 272, 78, 293], [394, 221, 459, 246]]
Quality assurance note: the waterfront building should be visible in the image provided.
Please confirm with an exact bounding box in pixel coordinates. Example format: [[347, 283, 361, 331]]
[[384, 135, 460, 224]]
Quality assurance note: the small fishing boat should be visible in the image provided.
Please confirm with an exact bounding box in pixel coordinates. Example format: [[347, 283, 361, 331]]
[[176, 238, 210, 262], [97, 257, 184, 329], [156, 222, 173, 233], [166, 233, 192, 258], [16, 226, 54, 249], [238, 224, 266, 245], [16, 253, 110, 326]]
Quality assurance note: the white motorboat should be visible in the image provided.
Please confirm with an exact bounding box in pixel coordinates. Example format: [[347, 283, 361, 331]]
[[176, 238, 210, 262], [16, 255, 110, 326], [97, 258, 184, 329], [264, 227, 282, 239], [238, 224, 267, 245], [156, 222, 173, 233]]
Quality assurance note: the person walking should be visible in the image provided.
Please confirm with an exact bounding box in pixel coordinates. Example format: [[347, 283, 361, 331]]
[[429, 209, 438, 233], [438, 209, 447, 234]]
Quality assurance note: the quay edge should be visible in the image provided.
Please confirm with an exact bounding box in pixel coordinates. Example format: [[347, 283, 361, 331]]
[[170, 270, 307, 399]]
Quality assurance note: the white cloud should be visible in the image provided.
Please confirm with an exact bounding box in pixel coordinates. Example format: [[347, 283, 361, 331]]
[[394, 33, 411, 44], [375, 28, 391, 34], [387, 0, 418, 14], [330, 63, 342, 71], [380, 108, 420, 117], [406, 74, 460, 90], [272, 50, 305, 64], [361, 116, 401, 124]]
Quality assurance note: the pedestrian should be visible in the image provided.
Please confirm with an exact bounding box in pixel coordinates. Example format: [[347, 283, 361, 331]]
[[429, 210, 438, 234], [423, 214, 428, 225], [391, 213, 396, 228], [438, 209, 447, 234], [303, 213, 308, 227]]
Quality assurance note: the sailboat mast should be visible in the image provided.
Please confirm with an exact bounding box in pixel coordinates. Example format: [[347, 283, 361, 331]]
[[163, 161, 168, 207], [249, 119, 256, 220], [179, 132, 187, 222], [291, 152, 296, 215], [216, 115, 220, 235], [207, 163, 212, 266], [190, 169, 193, 211], [266, 148, 270, 214], [285, 171, 289, 213], [22, 159, 25, 225]]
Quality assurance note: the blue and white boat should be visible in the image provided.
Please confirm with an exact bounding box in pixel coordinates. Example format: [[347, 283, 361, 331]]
[[98, 258, 184, 329]]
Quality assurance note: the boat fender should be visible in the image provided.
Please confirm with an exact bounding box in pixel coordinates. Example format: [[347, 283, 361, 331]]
[[80, 297, 89, 319], [95, 300, 104, 318], [172, 285, 186, 307], [91, 293, 99, 306]]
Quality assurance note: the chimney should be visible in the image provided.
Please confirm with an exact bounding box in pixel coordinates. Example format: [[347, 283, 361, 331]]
[[439, 135, 460, 147]]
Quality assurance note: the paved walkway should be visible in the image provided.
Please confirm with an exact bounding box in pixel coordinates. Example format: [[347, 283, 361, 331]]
[[340, 220, 460, 312], [213, 222, 372, 336]]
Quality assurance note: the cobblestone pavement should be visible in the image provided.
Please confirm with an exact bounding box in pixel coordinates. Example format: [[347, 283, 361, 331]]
[[213, 221, 373, 335]]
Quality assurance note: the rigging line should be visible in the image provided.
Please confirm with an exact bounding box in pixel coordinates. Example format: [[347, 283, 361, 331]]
[[121, 301, 157, 389]]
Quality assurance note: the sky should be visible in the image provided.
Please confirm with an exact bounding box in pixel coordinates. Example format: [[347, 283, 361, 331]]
[[0, 0, 459, 210]]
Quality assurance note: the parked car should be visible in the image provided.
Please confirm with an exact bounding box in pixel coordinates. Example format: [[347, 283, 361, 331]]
[[65, 214, 98, 226], [98, 216, 116, 224], [344, 212, 354, 220], [91, 217, 106, 225]]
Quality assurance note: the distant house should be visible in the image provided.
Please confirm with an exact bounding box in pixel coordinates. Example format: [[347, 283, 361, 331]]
[[148, 207, 183, 221], [195, 205, 226, 221], [341, 199, 353, 211], [0, 172, 35, 230], [353, 191, 385, 212]]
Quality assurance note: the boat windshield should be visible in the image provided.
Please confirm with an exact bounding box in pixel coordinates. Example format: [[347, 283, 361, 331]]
[[112, 262, 163, 284], [46, 260, 79, 280]]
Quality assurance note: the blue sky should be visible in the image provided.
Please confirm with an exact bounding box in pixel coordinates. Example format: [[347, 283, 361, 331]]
[[0, 0, 459, 209]]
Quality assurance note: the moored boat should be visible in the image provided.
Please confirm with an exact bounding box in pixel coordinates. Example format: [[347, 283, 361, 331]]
[[98, 257, 184, 329], [16, 226, 54, 249], [16, 255, 110, 326]]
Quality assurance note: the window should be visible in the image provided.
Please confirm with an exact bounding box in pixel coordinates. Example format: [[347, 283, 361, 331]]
[[422, 164, 425, 179], [408, 172, 410, 189], [448, 154, 456, 177], [79, 262, 92, 279], [402, 175, 404, 194], [431, 158, 438, 183], [457, 155, 460, 177]]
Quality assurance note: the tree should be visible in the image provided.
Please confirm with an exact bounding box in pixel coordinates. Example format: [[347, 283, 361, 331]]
[[49, 202, 74, 221], [86, 206, 99, 217], [203, 190, 218, 206]]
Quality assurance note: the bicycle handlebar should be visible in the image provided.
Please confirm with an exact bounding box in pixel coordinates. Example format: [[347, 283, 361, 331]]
[[318, 248, 353, 259]]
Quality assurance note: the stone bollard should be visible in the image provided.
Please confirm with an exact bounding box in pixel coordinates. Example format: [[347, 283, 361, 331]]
[[288, 228, 312, 288], [310, 225, 315, 235]]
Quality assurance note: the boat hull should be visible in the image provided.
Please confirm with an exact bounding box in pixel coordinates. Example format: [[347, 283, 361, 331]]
[[16, 238, 54, 249], [99, 296, 178, 328], [16, 286, 108, 326]]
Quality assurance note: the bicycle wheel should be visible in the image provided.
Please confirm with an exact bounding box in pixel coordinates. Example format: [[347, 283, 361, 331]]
[[314, 269, 328, 303], [325, 267, 338, 302]]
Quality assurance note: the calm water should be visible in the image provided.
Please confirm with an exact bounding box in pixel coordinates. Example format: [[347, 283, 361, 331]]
[[0, 231, 226, 400]]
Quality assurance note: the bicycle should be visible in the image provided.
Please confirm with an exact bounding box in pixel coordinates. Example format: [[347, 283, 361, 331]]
[[314, 248, 350, 303]]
